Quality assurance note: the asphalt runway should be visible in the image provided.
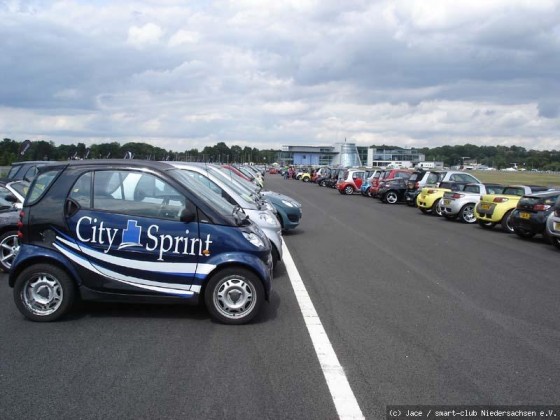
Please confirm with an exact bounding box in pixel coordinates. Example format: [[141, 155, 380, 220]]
[[1, 174, 559, 419]]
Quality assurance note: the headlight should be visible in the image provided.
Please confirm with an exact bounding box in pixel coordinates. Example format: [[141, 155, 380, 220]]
[[259, 211, 279, 226], [281, 199, 294, 207], [242, 232, 265, 248], [263, 201, 276, 212]]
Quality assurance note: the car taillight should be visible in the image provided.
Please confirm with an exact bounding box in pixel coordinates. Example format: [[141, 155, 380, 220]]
[[18, 210, 24, 239], [451, 193, 464, 199], [415, 182, 420, 189], [493, 197, 509, 203], [427, 189, 437, 194], [533, 204, 551, 211]]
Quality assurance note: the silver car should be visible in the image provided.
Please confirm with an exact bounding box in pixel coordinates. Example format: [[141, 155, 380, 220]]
[[545, 197, 560, 250], [170, 162, 283, 268], [442, 183, 505, 223]]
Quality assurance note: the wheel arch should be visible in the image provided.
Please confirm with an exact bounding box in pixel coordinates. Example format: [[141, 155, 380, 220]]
[[202, 262, 271, 301], [9, 254, 82, 290]]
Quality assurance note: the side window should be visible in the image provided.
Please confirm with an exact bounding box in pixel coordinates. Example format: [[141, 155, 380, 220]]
[[26, 169, 60, 205], [465, 174, 479, 183], [426, 173, 439, 184], [92, 170, 186, 221], [69, 172, 92, 208], [0, 186, 12, 210]]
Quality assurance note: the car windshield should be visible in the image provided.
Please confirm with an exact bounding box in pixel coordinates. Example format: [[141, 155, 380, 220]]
[[183, 165, 257, 206], [219, 167, 260, 194], [205, 165, 257, 203], [170, 169, 236, 216]]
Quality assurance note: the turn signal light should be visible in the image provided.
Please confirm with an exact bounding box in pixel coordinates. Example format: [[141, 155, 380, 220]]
[[493, 197, 509, 203]]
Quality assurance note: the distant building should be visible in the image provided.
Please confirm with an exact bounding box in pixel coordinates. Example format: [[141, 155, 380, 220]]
[[367, 147, 425, 168], [277, 144, 423, 168], [277, 143, 361, 167]]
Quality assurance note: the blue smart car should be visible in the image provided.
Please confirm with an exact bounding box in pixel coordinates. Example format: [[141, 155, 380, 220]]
[[9, 160, 272, 325]]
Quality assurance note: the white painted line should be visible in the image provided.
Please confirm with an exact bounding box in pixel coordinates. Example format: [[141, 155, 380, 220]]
[[282, 241, 365, 420]]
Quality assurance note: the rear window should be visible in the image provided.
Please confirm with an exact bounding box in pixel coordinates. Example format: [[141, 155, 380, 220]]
[[463, 185, 480, 194], [503, 187, 524, 196], [26, 169, 61, 205]]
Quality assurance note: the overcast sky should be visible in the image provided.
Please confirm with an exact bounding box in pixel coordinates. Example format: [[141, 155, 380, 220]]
[[1, 0, 559, 152]]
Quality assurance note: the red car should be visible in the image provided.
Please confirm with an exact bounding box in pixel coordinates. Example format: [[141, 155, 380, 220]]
[[336, 169, 366, 195], [370, 169, 412, 198]]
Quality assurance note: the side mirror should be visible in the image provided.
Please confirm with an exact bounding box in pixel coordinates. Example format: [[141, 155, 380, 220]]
[[180, 206, 197, 223]]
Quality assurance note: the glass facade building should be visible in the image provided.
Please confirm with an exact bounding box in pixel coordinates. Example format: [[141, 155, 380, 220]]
[[277, 145, 423, 168]]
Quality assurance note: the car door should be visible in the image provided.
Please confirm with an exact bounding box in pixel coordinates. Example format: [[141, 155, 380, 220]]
[[63, 169, 201, 297], [353, 171, 365, 189]]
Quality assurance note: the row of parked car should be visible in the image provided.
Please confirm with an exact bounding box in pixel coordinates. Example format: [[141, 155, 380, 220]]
[[2, 160, 302, 325], [278, 165, 560, 251]]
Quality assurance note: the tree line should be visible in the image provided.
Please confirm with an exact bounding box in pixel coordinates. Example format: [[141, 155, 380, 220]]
[[2, 138, 560, 170], [0, 139, 278, 166]]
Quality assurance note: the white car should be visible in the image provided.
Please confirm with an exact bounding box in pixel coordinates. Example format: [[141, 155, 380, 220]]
[[545, 197, 560, 250]]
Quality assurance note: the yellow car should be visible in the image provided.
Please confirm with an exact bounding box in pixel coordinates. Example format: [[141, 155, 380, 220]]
[[417, 181, 466, 216], [474, 185, 550, 232]]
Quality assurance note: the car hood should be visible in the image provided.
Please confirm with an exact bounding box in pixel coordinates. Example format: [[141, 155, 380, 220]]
[[261, 190, 301, 207]]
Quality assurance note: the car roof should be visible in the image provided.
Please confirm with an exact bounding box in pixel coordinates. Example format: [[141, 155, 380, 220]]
[[35, 159, 177, 173]]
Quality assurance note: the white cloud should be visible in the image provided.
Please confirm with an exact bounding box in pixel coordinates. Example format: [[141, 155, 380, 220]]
[[127, 23, 164, 48], [0, 0, 559, 152]]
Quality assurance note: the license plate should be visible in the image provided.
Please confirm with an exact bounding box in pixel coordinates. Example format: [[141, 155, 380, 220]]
[[443, 199, 450, 205], [520, 212, 530, 219], [554, 222, 560, 231], [480, 203, 490, 210]]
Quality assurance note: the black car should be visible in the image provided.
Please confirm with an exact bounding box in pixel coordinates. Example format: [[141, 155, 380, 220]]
[[510, 190, 560, 239], [404, 170, 429, 206], [323, 168, 345, 188], [378, 177, 408, 204], [9, 160, 273, 324]]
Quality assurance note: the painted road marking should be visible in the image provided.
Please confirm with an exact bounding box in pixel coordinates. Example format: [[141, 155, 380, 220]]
[[282, 241, 365, 419]]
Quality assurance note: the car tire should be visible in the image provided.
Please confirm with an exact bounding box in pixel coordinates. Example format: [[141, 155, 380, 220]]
[[0, 230, 19, 272], [459, 204, 477, 224], [14, 264, 76, 322], [478, 220, 495, 230], [419, 207, 431, 214], [432, 198, 444, 216], [302, 177, 309, 183], [501, 210, 515, 233], [514, 228, 535, 239], [204, 267, 264, 325], [385, 191, 399, 204], [319, 180, 326, 187], [550, 237, 560, 250], [344, 185, 354, 195]]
